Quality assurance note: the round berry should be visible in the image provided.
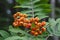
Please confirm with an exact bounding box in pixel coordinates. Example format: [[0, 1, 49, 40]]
[[35, 17, 39, 22], [31, 27, 36, 31], [30, 31, 35, 35], [38, 31, 42, 35], [41, 27, 46, 32], [34, 32, 38, 36], [13, 21, 19, 27], [41, 21, 46, 26]]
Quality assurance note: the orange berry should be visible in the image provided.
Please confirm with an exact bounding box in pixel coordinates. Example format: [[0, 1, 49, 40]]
[[13, 12, 21, 19], [23, 23, 27, 27], [13, 21, 19, 27], [27, 23, 31, 27], [19, 13, 23, 17], [19, 21, 23, 26], [13, 14, 17, 18], [34, 22, 38, 25], [30, 18, 35, 22], [26, 26, 31, 28], [35, 17, 39, 22], [37, 23, 41, 27], [30, 31, 35, 35], [14, 18, 21, 22], [20, 17, 25, 21], [41, 27, 46, 32], [16, 12, 20, 14], [36, 29, 40, 31], [14, 19, 17, 22], [24, 19, 30, 23], [25, 23, 31, 28], [38, 31, 42, 35], [35, 26, 39, 29], [31, 27, 36, 31], [41, 21, 46, 26], [23, 14, 27, 18], [34, 32, 38, 36]]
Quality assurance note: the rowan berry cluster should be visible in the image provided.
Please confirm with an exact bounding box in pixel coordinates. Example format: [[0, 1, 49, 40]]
[[13, 12, 46, 36]]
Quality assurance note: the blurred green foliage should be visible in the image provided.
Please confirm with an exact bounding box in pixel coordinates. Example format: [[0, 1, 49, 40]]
[[14, 0, 51, 19], [0, 0, 60, 40]]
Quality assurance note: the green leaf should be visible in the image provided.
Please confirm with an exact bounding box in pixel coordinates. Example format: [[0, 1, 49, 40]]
[[10, 32, 18, 36], [53, 22, 60, 36], [15, 0, 50, 18], [49, 18, 56, 28], [21, 10, 32, 13], [0, 30, 10, 38], [15, 0, 30, 4], [57, 23, 60, 32], [0, 37, 4, 40], [47, 25, 53, 34], [54, 32, 60, 36], [40, 0, 49, 3], [33, 37, 46, 40], [9, 25, 32, 36], [34, 8, 42, 12], [35, 12, 47, 16], [34, 4, 50, 9], [42, 9, 51, 13], [21, 9, 42, 13], [38, 15, 48, 19], [15, 0, 40, 6], [14, 6, 32, 8], [4, 36, 28, 40], [56, 18, 60, 23], [9, 26, 21, 33], [38, 38, 46, 40], [47, 18, 60, 36], [27, 14, 32, 18], [33, 0, 40, 4], [48, 18, 57, 34]]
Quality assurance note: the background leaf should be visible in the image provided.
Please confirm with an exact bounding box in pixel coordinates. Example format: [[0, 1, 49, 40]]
[[4, 36, 28, 40], [0, 30, 10, 38], [15, 0, 50, 18]]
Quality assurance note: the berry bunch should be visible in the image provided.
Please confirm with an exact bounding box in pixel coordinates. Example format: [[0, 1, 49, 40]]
[[13, 12, 46, 36], [30, 18, 46, 36], [13, 12, 28, 27], [31, 27, 46, 36]]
